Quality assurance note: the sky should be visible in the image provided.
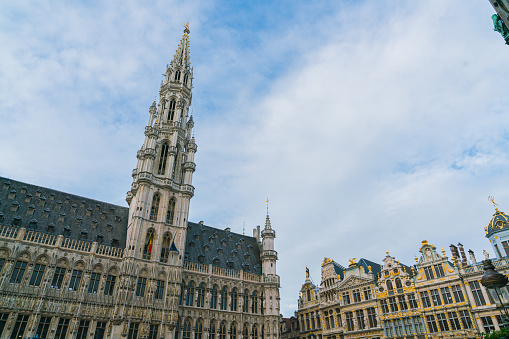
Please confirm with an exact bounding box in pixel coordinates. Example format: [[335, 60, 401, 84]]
[[1, 0, 509, 317]]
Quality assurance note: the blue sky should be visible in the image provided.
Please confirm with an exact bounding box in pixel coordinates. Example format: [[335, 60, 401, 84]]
[[1, 0, 509, 316]]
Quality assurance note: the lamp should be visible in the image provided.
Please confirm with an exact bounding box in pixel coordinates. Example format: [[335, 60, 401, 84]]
[[481, 259, 509, 328]]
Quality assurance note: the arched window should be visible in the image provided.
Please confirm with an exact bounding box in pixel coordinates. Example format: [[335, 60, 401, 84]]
[[166, 198, 175, 224], [172, 146, 181, 179], [220, 286, 228, 310], [251, 291, 258, 314], [395, 278, 402, 289], [168, 99, 176, 121], [175, 70, 181, 82], [179, 283, 184, 305], [186, 282, 195, 306], [160, 233, 171, 263], [243, 324, 248, 339], [184, 73, 189, 85], [158, 143, 169, 175], [252, 325, 258, 339], [195, 319, 203, 339], [219, 322, 226, 339], [210, 285, 218, 309], [387, 280, 394, 291], [261, 325, 265, 339], [242, 289, 249, 312], [210, 321, 216, 339], [230, 288, 238, 311], [230, 323, 237, 339], [175, 319, 180, 339], [149, 194, 160, 221], [143, 229, 155, 260], [183, 319, 191, 339], [197, 283, 205, 307]]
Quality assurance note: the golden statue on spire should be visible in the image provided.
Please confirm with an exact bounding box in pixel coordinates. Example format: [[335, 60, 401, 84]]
[[489, 196, 500, 212], [306, 267, 309, 279]]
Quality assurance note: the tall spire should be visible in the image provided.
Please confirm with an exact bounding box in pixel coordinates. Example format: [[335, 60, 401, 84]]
[[171, 22, 191, 69]]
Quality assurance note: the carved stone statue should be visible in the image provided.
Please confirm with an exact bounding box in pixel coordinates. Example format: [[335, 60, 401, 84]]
[[492, 14, 509, 43], [483, 250, 490, 260]]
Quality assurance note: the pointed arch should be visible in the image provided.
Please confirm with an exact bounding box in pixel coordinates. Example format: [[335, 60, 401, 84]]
[[168, 99, 176, 121], [158, 143, 169, 175], [194, 319, 203, 339], [230, 287, 238, 311], [184, 73, 189, 85], [386, 280, 394, 291], [183, 318, 192, 339], [166, 198, 176, 224], [251, 291, 258, 314], [175, 70, 181, 82], [252, 325, 258, 339], [210, 285, 218, 309], [242, 289, 249, 312], [143, 228, 155, 260], [150, 194, 161, 221], [185, 281, 195, 306], [220, 286, 228, 310], [160, 232, 172, 263], [210, 320, 216, 339], [230, 323, 237, 339], [218, 322, 227, 339], [243, 323, 249, 339], [197, 282, 205, 307], [172, 145, 181, 179], [395, 277, 402, 289]]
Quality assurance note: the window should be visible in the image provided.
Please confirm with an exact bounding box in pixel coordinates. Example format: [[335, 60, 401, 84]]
[[441, 287, 453, 304], [76, 320, 90, 339], [143, 229, 155, 260], [230, 323, 237, 339], [434, 264, 445, 278], [219, 322, 226, 339], [55, 318, 70, 339], [451, 284, 465, 302], [398, 295, 408, 310], [11, 315, 29, 339], [407, 293, 418, 309], [220, 286, 227, 310], [251, 291, 258, 313], [385, 323, 394, 337], [459, 310, 473, 329], [243, 324, 248, 339], [0, 258, 5, 273], [194, 283, 204, 307], [388, 297, 398, 312], [387, 280, 394, 295], [184, 73, 189, 85], [380, 299, 389, 313], [175, 70, 181, 82], [128, 322, 140, 339], [210, 322, 216, 339], [210, 286, 218, 309], [395, 278, 403, 293], [420, 291, 431, 308], [242, 290, 249, 312], [448, 312, 461, 330], [96, 321, 107, 339], [413, 316, 425, 334], [104, 274, 116, 295], [252, 326, 258, 339], [0, 313, 8, 337], [182, 319, 191, 339], [68, 269, 83, 291], [328, 311, 334, 329], [345, 312, 354, 331], [88, 272, 100, 293], [159, 233, 171, 263], [166, 199, 175, 224], [149, 194, 160, 221], [481, 316, 495, 333], [353, 289, 361, 302], [495, 243, 503, 258], [335, 308, 341, 328], [10, 261, 27, 284], [342, 292, 351, 305], [423, 266, 435, 280], [367, 307, 377, 328], [51, 267, 66, 289], [430, 289, 442, 306], [29, 263, 46, 286], [155, 280, 165, 300], [148, 324, 158, 339], [356, 310, 365, 330], [36, 316, 52, 338], [136, 277, 147, 297], [436, 313, 449, 331], [230, 288, 238, 311], [363, 287, 372, 300], [195, 320, 203, 339], [167, 99, 176, 121], [394, 319, 403, 336], [502, 240, 509, 257], [426, 315, 438, 333], [158, 143, 169, 174], [470, 280, 486, 306], [186, 282, 195, 306]]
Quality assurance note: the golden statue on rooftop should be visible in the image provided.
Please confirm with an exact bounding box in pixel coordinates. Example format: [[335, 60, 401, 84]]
[[489, 196, 500, 212]]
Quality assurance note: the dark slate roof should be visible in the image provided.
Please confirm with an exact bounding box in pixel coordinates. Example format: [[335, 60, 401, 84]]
[[333, 261, 347, 280], [0, 176, 129, 248], [184, 221, 262, 274], [358, 258, 382, 275]]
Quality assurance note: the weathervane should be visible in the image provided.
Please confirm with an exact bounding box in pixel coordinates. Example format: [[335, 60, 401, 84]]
[[266, 198, 269, 215], [489, 196, 500, 212]]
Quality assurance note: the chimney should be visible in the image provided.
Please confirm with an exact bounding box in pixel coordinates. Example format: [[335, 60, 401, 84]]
[[468, 249, 476, 265], [458, 243, 468, 267], [199, 221, 204, 225], [449, 244, 459, 261]]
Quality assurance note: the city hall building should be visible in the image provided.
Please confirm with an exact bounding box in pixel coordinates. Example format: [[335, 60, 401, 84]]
[[0, 25, 280, 339]]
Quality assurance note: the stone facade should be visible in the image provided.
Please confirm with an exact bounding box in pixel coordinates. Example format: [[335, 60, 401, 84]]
[[0, 25, 280, 339]]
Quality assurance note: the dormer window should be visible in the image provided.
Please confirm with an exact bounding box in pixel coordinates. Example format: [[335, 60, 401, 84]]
[[20, 186, 27, 194], [29, 219, 38, 229], [106, 224, 112, 232], [35, 190, 42, 197], [227, 260, 234, 269], [12, 216, 22, 226], [8, 190, 16, 199], [96, 235, 104, 243], [0, 213, 4, 223], [25, 193, 32, 202], [111, 239, 119, 247], [213, 257, 219, 266], [63, 226, 71, 237], [38, 197, 46, 206], [11, 201, 19, 212], [75, 217, 82, 225], [47, 223, 55, 233], [80, 230, 88, 239], [86, 207, 93, 216], [198, 254, 205, 263]]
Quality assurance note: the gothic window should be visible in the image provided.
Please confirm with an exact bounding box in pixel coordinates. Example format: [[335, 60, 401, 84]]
[[158, 143, 169, 175], [29, 263, 46, 286], [150, 194, 161, 221], [51, 267, 66, 289], [175, 70, 181, 82], [104, 274, 116, 295], [172, 146, 181, 179], [10, 260, 27, 284], [251, 291, 258, 313], [230, 288, 238, 311], [88, 272, 101, 293], [143, 229, 155, 260], [167, 99, 176, 121], [242, 289, 249, 312], [210, 285, 218, 309], [210, 321, 216, 339], [55, 318, 70, 339], [219, 322, 226, 339], [186, 282, 195, 306], [36, 316, 52, 338], [183, 319, 192, 339], [184, 73, 189, 85], [395, 278, 403, 292], [243, 324, 248, 339], [155, 280, 165, 299], [197, 283, 205, 307], [68, 269, 83, 291], [252, 326, 258, 339], [160, 232, 172, 263], [128, 323, 140, 339], [136, 277, 147, 297], [11, 315, 29, 339], [230, 323, 237, 339], [166, 198, 175, 224], [195, 319, 203, 339], [220, 286, 228, 310]]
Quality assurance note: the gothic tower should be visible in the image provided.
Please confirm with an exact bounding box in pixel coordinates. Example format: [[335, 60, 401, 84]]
[[261, 214, 280, 339]]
